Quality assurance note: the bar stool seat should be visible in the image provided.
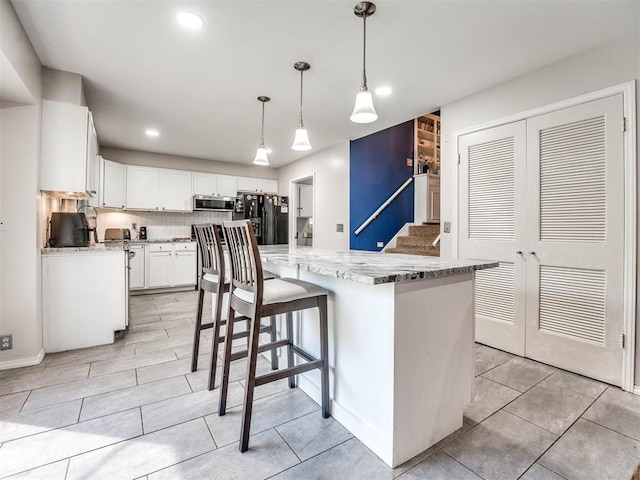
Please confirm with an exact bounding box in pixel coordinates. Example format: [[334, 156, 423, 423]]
[[218, 219, 331, 453], [191, 224, 277, 391]]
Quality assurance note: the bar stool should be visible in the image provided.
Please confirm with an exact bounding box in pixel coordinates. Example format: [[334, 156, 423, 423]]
[[191, 224, 277, 391], [218, 219, 330, 452]]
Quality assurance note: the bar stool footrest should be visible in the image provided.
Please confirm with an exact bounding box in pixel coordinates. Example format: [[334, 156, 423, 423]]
[[255, 359, 324, 387]]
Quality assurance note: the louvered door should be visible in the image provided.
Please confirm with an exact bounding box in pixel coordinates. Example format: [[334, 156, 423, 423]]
[[459, 121, 527, 355], [525, 95, 624, 386]]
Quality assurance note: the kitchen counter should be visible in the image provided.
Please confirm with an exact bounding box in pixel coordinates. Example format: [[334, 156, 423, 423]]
[[42, 242, 128, 253], [259, 245, 496, 284], [129, 239, 194, 244], [260, 246, 497, 467]]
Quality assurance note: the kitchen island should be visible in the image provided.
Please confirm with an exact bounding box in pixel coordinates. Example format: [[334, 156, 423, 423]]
[[41, 243, 128, 352], [257, 246, 497, 468]]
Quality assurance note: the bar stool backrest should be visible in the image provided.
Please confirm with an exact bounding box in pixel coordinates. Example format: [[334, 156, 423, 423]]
[[222, 220, 264, 303], [193, 223, 224, 278]]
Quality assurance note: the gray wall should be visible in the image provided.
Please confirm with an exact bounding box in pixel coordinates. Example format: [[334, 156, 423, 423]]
[[100, 147, 279, 180], [439, 33, 640, 387], [0, 0, 43, 367]]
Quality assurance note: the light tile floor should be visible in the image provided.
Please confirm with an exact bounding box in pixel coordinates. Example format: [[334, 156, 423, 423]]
[[1, 290, 639, 479]]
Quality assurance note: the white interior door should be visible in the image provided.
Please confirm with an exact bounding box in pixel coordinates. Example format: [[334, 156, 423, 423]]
[[459, 121, 528, 355], [525, 95, 624, 386]]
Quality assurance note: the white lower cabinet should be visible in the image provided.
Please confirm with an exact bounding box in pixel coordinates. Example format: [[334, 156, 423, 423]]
[[144, 242, 196, 289], [129, 244, 145, 289], [147, 244, 173, 288]]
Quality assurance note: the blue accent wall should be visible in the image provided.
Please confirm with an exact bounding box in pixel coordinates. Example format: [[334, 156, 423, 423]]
[[350, 120, 414, 251]]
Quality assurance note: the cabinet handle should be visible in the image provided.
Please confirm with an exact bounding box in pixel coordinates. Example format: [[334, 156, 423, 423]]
[[529, 251, 536, 256], [91, 190, 97, 194], [516, 250, 523, 255], [121, 205, 125, 208]]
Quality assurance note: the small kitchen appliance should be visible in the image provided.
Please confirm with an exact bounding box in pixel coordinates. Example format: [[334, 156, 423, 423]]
[[104, 228, 131, 242], [48, 212, 91, 247]]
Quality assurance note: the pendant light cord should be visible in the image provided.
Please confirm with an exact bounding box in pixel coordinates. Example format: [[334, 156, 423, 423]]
[[361, 12, 368, 90], [298, 69, 305, 128], [259, 100, 265, 148]]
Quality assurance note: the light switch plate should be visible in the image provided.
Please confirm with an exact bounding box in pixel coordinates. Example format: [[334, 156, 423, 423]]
[[443, 222, 451, 233], [406, 158, 413, 167], [336, 224, 344, 232]]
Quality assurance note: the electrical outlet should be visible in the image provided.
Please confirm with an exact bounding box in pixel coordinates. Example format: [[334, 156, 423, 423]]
[[1, 334, 12, 350], [377, 241, 384, 248], [406, 158, 413, 167], [443, 222, 451, 233]]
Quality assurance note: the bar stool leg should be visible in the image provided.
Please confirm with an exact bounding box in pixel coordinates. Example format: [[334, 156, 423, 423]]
[[319, 296, 330, 418], [218, 303, 236, 416], [191, 286, 205, 372], [286, 312, 295, 388], [269, 315, 278, 370], [207, 289, 225, 391], [240, 308, 263, 452]]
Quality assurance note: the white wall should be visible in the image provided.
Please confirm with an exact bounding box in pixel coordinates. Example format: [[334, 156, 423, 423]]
[[0, 0, 44, 368], [439, 33, 640, 386], [101, 147, 279, 180], [277, 142, 350, 250]]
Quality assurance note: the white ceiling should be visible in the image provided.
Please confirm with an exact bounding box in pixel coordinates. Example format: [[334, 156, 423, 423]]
[[10, 0, 640, 168]]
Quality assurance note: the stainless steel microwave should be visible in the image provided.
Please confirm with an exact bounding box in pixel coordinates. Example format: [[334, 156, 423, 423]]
[[192, 195, 236, 211]]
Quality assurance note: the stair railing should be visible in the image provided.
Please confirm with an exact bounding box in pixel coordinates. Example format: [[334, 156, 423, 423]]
[[354, 177, 413, 236]]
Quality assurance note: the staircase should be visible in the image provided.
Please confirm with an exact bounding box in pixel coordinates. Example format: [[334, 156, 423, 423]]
[[385, 223, 440, 257]]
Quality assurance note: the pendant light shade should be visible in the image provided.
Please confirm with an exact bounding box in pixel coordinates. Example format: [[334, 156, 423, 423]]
[[350, 2, 377, 124], [291, 62, 312, 151], [292, 128, 312, 151], [253, 96, 270, 166]]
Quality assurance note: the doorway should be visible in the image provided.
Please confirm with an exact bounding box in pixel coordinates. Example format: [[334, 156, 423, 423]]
[[458, 90, 634, 389], [292, 176, 314, 247]]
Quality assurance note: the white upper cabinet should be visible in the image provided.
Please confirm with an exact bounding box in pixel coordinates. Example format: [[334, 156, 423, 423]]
[[101, 159, 127, 209], [40, 100, 92, 196], [216, 174, 239, 197], [192, 173, 238, 197], [238, 176, 278, 194], [160, 169, 192, 211], [126, 166, 159, 210], [85, 112, 98, 197]]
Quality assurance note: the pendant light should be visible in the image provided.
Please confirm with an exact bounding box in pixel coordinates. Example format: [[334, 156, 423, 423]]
[[291, 62, 312, 151], [253, 96, 270, 166], [350, 1, 378, 124]]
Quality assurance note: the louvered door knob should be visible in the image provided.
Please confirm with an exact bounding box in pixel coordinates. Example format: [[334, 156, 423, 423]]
[[529, 251, 536, 255], [516, 250, 523, 255]]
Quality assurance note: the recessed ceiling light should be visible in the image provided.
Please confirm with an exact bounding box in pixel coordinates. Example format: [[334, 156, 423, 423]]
[[375, 86, 392, 96], [145, 129, 159, 137], [177, 11, 204, 30]]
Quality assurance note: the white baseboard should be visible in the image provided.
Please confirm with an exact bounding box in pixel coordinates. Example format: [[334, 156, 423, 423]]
[[0, 348, 45, 370], [634, 385, 640, 396]]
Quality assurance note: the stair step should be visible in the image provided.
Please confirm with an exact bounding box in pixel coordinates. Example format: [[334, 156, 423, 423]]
[[408, 224, 440, 237], [397, 236, 437, 248], [386, 246, 440, 257]]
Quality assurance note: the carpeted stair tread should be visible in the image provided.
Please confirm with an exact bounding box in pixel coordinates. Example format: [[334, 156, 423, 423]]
[[408, 224, 440, 237], [386, 246, 440, 256]]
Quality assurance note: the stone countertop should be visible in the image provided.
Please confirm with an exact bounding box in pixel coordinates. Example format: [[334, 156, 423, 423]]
[[258, 246, 498, 285], [42, 242, 128, 254]]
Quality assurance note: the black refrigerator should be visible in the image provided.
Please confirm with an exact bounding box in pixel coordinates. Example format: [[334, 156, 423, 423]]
[[233, 193, 289, 245]]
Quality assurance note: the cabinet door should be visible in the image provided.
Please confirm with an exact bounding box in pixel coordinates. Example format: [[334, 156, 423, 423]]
[[238, 176, 259, 192], [129, 245, 145, 289], [102, 160, 127, 209], [126, 166, 159, 210], [85, 112, 98, 197], [298, 184, 313, 217], [258, 178, 278, 194], [173, 243, 197, 286], [40, 100, 89, 195], [148, 245, 172, 287], [428, 184, 440, 223], [192, 172, 216, 196], [160, 169, 192, 211], [216, 174, 239, 197], [88, 155, 102, 208]]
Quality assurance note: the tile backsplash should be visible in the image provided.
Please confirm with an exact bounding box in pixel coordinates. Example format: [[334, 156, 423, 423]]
[[96, 209, 232, 241]]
